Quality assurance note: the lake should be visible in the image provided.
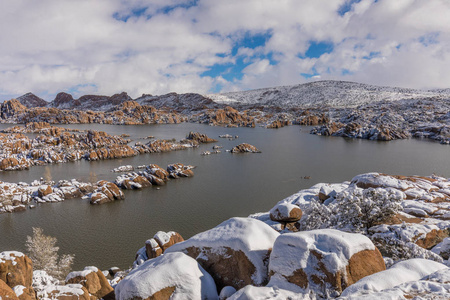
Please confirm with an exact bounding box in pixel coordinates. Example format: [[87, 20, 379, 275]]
[[0, 123, 449, 271]]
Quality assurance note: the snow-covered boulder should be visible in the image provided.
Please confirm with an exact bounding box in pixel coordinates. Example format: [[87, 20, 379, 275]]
[[38, 284, 90, 300], [0, 252, 35, 300], [165, 217, 280, 290], [219, 286, 236, 300], [350, 173, 412, 190], [268, 229, 385, 298], [432, 237, 450, 260], [167, 163, 195, 178], [66, 266, 114, 300], [115, 252, 218, 300], [269, 203, 302, 223], [227, 285, 301, 300], [145, 231, 184, 260], [340, 259, 449, 298], [89, 181, 124, 204]]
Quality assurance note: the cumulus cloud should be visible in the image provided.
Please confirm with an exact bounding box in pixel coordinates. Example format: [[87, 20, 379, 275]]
[[0, 0, 449, 101]]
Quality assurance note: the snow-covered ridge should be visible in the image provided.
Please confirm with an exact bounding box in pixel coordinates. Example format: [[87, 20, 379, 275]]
[[207, 80, 450, 108]]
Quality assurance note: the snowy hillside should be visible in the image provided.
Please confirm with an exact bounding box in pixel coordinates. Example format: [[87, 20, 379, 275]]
[[207, 80, 450, 108]]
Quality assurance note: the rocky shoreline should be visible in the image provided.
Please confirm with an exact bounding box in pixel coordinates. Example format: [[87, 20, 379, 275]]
[[1, 172, 449, 299], [2, 81, 449, 145], [0, 163, 194, 213]]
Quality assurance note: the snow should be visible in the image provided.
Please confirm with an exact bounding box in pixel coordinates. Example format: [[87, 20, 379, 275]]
[[227, 285, 308, 300], [165, 217, 279, 285], [145, 238, 159, 248], [219, 286, 237, 299], [269, 203, 299, 220], [65, 266, 99, 281], [269, 229, 375, 279], [350, 173, 412, 190], [432, 238, 450, 258], [115, 252, 218, 300], [340, 259, 448, 297], [13, 285, 25, 297], [154, 231, 172, 246], [0, 251, 24, 265], [206, 80, 447, 109]]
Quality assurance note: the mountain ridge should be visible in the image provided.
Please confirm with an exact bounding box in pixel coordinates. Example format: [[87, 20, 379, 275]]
[[9, 80, 450, 111]]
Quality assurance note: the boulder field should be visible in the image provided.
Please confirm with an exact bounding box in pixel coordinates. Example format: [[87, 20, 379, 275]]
[[0, 163, 195, 213], [1, 172, 450, 299]]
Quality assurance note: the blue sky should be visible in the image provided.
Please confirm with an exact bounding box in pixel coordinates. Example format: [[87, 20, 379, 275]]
[[0, 0, 449, 101]]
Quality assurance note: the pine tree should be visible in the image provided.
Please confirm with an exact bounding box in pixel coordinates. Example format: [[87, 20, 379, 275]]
[[25, 227, 74, 280]]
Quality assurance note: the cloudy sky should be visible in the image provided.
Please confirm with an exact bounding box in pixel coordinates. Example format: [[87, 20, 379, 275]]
[[0, 0, 449, 101]]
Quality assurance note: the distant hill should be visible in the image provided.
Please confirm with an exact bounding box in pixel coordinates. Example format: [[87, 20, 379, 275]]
[[13, 80, 450, 111], [206, 80, 450, 108], [17, 93, 48, 108]]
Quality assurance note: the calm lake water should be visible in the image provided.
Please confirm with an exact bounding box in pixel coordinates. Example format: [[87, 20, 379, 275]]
[[0, 123, 449, 270]]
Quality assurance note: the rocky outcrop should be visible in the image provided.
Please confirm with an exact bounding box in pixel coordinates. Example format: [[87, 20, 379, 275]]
[[167, 163, 195, 178], [269, 203, 302, 231], [230, 143, 261, 153], [1, 100, 27, 119], [143, 231, 184, 260], [268, 229, 386, 298], [0, 279, 19, 300], [266, 120, 291, 129], [115, 252, 218, 300], [340, 259, 448, 298], [89, 181, 124, 205], [165, 217, 279, 291], [295, 112, 329, 126], [0, 252, 35, 300], [66, 267, 114, 300], [196, 106, 255, 127], [185, 131, 217, 143], [40, 284, 90, 300]]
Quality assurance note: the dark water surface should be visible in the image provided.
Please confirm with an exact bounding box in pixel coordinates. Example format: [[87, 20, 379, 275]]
[[0, 123, 449, 270]]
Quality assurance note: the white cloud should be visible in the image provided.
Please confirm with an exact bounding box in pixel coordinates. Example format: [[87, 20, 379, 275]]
[[0, 0, 449, 101]]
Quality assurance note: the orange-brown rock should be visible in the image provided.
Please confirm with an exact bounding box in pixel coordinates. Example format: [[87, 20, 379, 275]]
[[167, 163, 195, 178], [37, 185, 53, 198], [46, 284, 90, 300], [296, 112, 329, 126], [266, 120, 291, 128], [1, 99, 27, 119], [131, 176, 151, 188], [165, 218, 279, 291], [230, 143, 261, 153], [0, 279, 18, 300], [66, 267, 114, 300], [0, 252, 35, 300], [186, 132, 217, 143], [0, 158, 20, 171], [145, 231, 184, 260], [147, 164, 169, 181], [269, 203, 303, 223], [268, 229, 386, 298], [90, 181, 124, 204], [415, 229, 449, 250]]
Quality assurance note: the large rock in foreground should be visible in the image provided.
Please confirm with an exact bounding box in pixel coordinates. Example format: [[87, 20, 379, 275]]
[[66, 266, 114, 300], [0, 279, 18, 300], [166, 217, 279, 291], [340, 258, 448, 298], [0, 252, 35, 300], [115, 252, 218, 300], [268, 229, 386, 298]]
